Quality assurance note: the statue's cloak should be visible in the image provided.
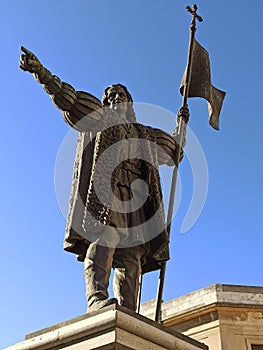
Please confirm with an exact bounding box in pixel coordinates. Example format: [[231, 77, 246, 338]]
[[61, 96, 177, 274]]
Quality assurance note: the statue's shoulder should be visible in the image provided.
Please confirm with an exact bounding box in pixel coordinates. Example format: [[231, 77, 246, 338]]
[[131, 122, 155, 133], [133, 123, 171, 138]]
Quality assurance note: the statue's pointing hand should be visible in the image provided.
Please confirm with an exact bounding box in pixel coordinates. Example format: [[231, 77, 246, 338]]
[[20, 46, 42, 73]]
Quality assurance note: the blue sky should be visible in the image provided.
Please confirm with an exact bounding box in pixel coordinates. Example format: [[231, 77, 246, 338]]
[[1, 0, 263, 348]]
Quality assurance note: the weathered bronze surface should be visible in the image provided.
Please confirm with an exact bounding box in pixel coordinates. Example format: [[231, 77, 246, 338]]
[[20, 47, 188, 312]]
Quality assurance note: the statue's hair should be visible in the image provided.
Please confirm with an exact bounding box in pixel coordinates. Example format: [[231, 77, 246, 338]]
[[101, 84, 137, 122]]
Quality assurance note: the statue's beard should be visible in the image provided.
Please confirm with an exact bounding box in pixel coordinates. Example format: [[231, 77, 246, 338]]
[[110, 103, 128, 119]]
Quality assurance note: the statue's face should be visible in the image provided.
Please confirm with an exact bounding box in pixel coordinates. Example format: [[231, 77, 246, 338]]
[[107, 86, 129, 114]]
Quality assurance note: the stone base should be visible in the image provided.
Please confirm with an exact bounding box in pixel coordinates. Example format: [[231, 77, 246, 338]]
[[4, 304, 208, 350]]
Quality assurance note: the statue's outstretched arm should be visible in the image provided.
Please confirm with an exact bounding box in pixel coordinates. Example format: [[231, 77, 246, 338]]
[[20, 46, 103, 131], [20, 46, 77, 110]]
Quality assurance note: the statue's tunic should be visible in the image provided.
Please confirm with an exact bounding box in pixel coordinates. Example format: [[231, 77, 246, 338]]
[[63, 120, 178, 273], [33, 67, 179, 274]]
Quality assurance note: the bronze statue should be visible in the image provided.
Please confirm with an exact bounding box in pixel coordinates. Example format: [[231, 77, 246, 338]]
[[20, 46, 189, 312]]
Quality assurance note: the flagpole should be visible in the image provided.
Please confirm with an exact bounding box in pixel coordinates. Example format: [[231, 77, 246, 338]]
[[154, 4, 203, 323]]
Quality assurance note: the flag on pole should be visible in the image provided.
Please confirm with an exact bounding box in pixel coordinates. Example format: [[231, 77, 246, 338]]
[[180, 38, 226, 130]]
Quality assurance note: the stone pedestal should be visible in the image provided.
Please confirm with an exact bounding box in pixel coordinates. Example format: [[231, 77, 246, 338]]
[[4, 304, 208, 350]]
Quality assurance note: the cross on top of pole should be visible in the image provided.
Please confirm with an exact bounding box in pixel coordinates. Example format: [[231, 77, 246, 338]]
[[186, 4, 203, 32]]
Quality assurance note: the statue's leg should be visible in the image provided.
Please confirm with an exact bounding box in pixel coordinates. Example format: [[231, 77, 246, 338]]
[[84, 228, 120, 312], [113, 245, 145, 311]]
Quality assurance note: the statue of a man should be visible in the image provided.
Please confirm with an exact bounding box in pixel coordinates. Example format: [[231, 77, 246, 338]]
[[20, 47, 189, 313]]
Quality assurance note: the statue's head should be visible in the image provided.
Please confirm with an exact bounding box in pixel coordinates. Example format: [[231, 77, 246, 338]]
[[102, 84, 136, 122]]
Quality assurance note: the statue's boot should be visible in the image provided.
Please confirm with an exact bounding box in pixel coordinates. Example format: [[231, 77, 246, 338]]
[[113, 246, 145, 311], [84, 241, 117, 313]]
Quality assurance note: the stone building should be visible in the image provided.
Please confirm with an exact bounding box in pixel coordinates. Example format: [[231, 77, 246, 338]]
[[141, 284, 263, 350]]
